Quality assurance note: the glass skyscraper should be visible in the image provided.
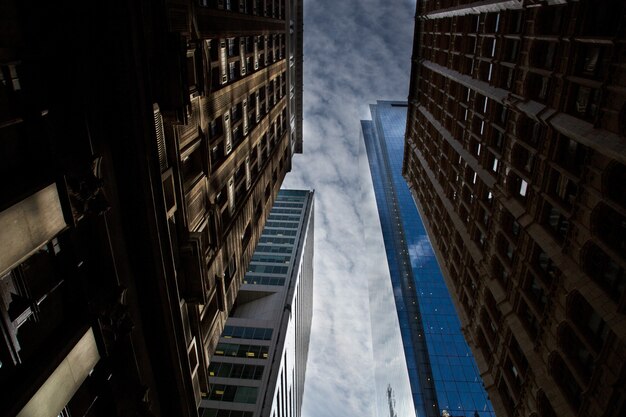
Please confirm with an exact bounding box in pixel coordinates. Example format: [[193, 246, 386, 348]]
[[361, 101, 495, 417]]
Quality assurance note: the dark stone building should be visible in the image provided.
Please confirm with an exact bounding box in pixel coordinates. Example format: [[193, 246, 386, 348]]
[[403, 1, 626, 417], [0, 0, 302, 416]]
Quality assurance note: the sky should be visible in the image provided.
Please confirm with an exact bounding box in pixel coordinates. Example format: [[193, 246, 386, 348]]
[[280, 1, 418, 416]]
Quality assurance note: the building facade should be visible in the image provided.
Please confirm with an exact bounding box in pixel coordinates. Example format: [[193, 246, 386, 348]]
[[403, 1, 626, 417], [0, 1, 302, 416], [362, 101, 495, 417], [358, 125, 417, 417], [200, 189, 313, 417]]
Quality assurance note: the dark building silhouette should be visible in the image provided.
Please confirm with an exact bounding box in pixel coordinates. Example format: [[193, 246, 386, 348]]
[[0, 0, 302, 416], [403, 1, 626, 417]]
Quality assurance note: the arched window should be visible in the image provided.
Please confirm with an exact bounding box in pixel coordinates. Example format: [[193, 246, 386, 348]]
[[567, 291, 611, 352], [510, 143, 534, 174], [603, 161, 626, 210], [491, 256, 509, 286], [581, 242, 625, 303], [557, 323, 595, 384], [536, 390, 557, 417], [619, 104, 626, 136], [548, 352, 582, 411], [591, 203, 626, 261]]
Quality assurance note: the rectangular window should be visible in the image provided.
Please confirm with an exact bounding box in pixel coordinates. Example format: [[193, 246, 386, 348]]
[[227, 176, 235, 215], [254, 36, 259, 70], [214, 342, 269, 359], [247, 264, 289, 275], [224, 110, 232, 154], [219, 40, 228, 84], [245, 156, 251, 189], [243, 275, 286, 286], [242, 98, 249, 135], [208, 384, 258, 404], [240, 38, 247, 76], [223, 326, 273, 340]]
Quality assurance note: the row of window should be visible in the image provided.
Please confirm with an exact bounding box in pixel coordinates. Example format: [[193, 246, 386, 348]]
[[420, 2, 620, 38], [262, 228, 296, 236], [254, 244, 292, 254], [201, 409, 253, 417], [207, 384, 258, 404], [247, 264, 288, 275], [268, 214, 301, 222], [214, 343, 269, 359], [222, 326, 273, 340], [251, 254, 291, 264], [259, 236, 295, 245], [208, 72, 287, 170], [272, 201, 304, 208], [269, 208, 302, 215], [243, 276, 286, 286], [265, 221, 299, 229], [200, 0, 286, 20], [209, 361, 264, 380], [207, 34, 285, 89]]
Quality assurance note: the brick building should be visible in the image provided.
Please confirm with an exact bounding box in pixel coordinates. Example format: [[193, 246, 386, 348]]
[[403, 1, 626, 417], [0, 0, 302, 416]]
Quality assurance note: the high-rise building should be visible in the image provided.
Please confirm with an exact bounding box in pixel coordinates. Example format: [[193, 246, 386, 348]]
[[0, 1, 302, 416], [403, 2, 626, 417], [200, 189, 313, 417], [362, 101, 495, 417], [358, 125, 417, 417]]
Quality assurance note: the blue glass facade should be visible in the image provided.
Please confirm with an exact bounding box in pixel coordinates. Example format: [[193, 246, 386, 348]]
[[362, 101, 495, 417]]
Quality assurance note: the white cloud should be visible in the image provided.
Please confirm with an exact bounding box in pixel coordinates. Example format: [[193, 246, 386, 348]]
[[281, 1, 417, 416]]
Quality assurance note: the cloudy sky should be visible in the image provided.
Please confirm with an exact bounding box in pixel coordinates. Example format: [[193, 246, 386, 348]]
[[281, 1, 418, 416]]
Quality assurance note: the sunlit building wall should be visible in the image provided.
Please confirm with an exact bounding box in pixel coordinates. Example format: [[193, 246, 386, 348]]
[[363, 101, 494, 417], [403, 1, 626, 417], [201, 189, 314, 417]]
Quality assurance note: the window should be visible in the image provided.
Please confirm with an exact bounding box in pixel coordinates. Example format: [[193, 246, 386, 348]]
[[558, 324, 595, 383], [548, 170, 578, 208], [209, 362, 264, 380], [549, 353, 582, 410], [222, 326, 273, 340], [203, 409, 253, 417], [251, 253, 291, 264], [543, 203, 569, 242], [567, 291, 611, 351], [243, 275, 286, 286], [224, 254, 236, 288], [208, 384, 258, 404], [214, 342, 269, 359], [603, 162, 626, 209], [242, 222, 252, 248], [592, 203, 626, 258], [555, 135, 586, 175], [227, 176, 235, 214], [247, 264, 288, 275], [224, 110, 233, 154], [583, 244, 625, 302], [219, 40, 228, 84], [524, 273, 548, 314], [570, 84, 601, 122], [536, 391, 557, 417]]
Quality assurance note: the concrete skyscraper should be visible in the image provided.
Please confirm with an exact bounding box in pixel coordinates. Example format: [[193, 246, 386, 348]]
[[0, 1, 303, 416], [403, 1, 626, 417], [200, 189, 314, 417], [362, 101, 494, 417]]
